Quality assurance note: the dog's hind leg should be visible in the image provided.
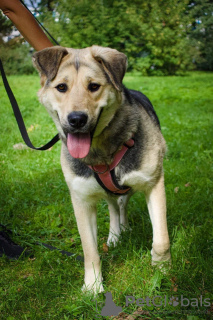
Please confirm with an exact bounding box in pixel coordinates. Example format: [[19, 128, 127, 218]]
[[117, 194, 131, 231], [107, 198, 121, 246], [107, 194, 131, 246], [71, 193, 104, 294], [145, 174, 171, 264]]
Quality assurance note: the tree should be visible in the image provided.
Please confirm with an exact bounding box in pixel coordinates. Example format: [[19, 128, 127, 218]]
[[188, 0, 213, 70], [129, 0, 198, 75], [1, 0, 211, 75], [0, 11, 13, 42], [38, 0, 199, 75], [0, 10, 35, 75]]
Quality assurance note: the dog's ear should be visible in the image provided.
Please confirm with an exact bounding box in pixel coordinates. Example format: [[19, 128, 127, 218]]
[[91, 46, 127, 91], [32, 46, 68, 81]]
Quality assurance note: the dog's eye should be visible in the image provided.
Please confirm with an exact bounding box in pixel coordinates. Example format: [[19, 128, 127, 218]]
[[56, 83, 68, 92], [88, 83, 100, 92]]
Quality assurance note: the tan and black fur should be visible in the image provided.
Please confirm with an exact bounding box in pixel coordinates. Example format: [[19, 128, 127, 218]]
[[33, 45, 171, 294]]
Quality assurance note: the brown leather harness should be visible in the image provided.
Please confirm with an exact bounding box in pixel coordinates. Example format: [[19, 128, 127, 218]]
[[89, 137, 135, 195]]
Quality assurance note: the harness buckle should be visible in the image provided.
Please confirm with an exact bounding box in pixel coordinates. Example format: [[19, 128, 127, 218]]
[[91, 165, 109, 174]]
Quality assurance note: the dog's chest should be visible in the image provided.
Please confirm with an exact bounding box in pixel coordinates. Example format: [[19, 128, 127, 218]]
[[71, 175, 106, 201]]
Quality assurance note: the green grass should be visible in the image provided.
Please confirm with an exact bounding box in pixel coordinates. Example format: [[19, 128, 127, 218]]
[[0, 72, 213, 319]]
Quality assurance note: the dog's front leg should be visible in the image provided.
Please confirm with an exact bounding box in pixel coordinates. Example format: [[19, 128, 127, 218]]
[[71, 192, 104, 294], [145, 174, 171, 264]]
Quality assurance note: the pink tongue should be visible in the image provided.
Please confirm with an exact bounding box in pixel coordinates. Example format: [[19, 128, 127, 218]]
[[67, 132, 91, 159]]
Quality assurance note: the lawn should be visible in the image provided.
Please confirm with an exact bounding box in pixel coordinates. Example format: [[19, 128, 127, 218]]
[[0, 71, 213, 320]]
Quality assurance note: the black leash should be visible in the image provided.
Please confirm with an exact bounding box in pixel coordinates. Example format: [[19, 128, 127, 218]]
[[0, 0, 60, 150], [0, 224, 83, 261], [0, 2, 84, 261], [0, 59, 59, 150], [19, 0, 60, 46]]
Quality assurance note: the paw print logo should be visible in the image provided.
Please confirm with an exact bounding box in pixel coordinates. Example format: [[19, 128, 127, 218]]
[[168, 296, 179, 307]]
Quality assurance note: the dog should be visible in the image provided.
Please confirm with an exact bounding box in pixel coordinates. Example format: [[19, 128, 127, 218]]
[[33, 45, 171, 294]]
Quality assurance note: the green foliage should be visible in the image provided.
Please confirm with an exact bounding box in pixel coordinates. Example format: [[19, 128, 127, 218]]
[[188, 0, 213, 71], [130, 0, 198, 75], [0, 11, 13, 38], [0, 72, 213, 318], [38, 0, 201, 75], [0, 10, 34, 75], [0, 0, 212, 74], [0, 40, 35, 75]]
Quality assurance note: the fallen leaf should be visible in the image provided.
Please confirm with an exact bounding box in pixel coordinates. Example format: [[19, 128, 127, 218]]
[[27, 124, 39, 132], [174, 187, 179, 193], [28, 257, 36, 261], [27, 124, 34, 132], [170, 276, 178, 292], [185, 182, 191, 187], [103, 243, 109, 253], [170, 276, 177, 283], [173, 286, 178, 292], [13, 143, 28, 150]]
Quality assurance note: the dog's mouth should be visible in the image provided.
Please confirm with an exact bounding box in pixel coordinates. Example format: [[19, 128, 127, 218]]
[[59, 107, 104, 159], [67, 132, 91, 159], [65, 108, 103, 159]]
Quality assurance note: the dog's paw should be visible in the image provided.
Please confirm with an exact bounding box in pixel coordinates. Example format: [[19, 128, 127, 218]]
[[120, 223, 131, 232], [82, 282, 104, 295], [107, 233, 120, 247], [151, 248, 171, 272], [151, 248, 171, 263]]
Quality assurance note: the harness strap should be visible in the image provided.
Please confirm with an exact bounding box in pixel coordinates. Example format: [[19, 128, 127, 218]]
[[89, 137, 134, 195]]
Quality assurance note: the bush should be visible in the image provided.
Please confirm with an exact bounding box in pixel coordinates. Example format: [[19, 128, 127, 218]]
[[0, 39, 35, 75]]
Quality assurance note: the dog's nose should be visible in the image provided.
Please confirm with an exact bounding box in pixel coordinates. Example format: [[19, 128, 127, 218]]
[[67, 112, 88, 129]]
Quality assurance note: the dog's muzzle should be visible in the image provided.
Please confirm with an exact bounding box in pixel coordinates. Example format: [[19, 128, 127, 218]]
[[67, 112, 88, 130]]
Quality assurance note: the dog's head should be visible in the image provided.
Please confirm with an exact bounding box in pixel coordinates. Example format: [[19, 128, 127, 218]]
[[33, 45, 127, 159]]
